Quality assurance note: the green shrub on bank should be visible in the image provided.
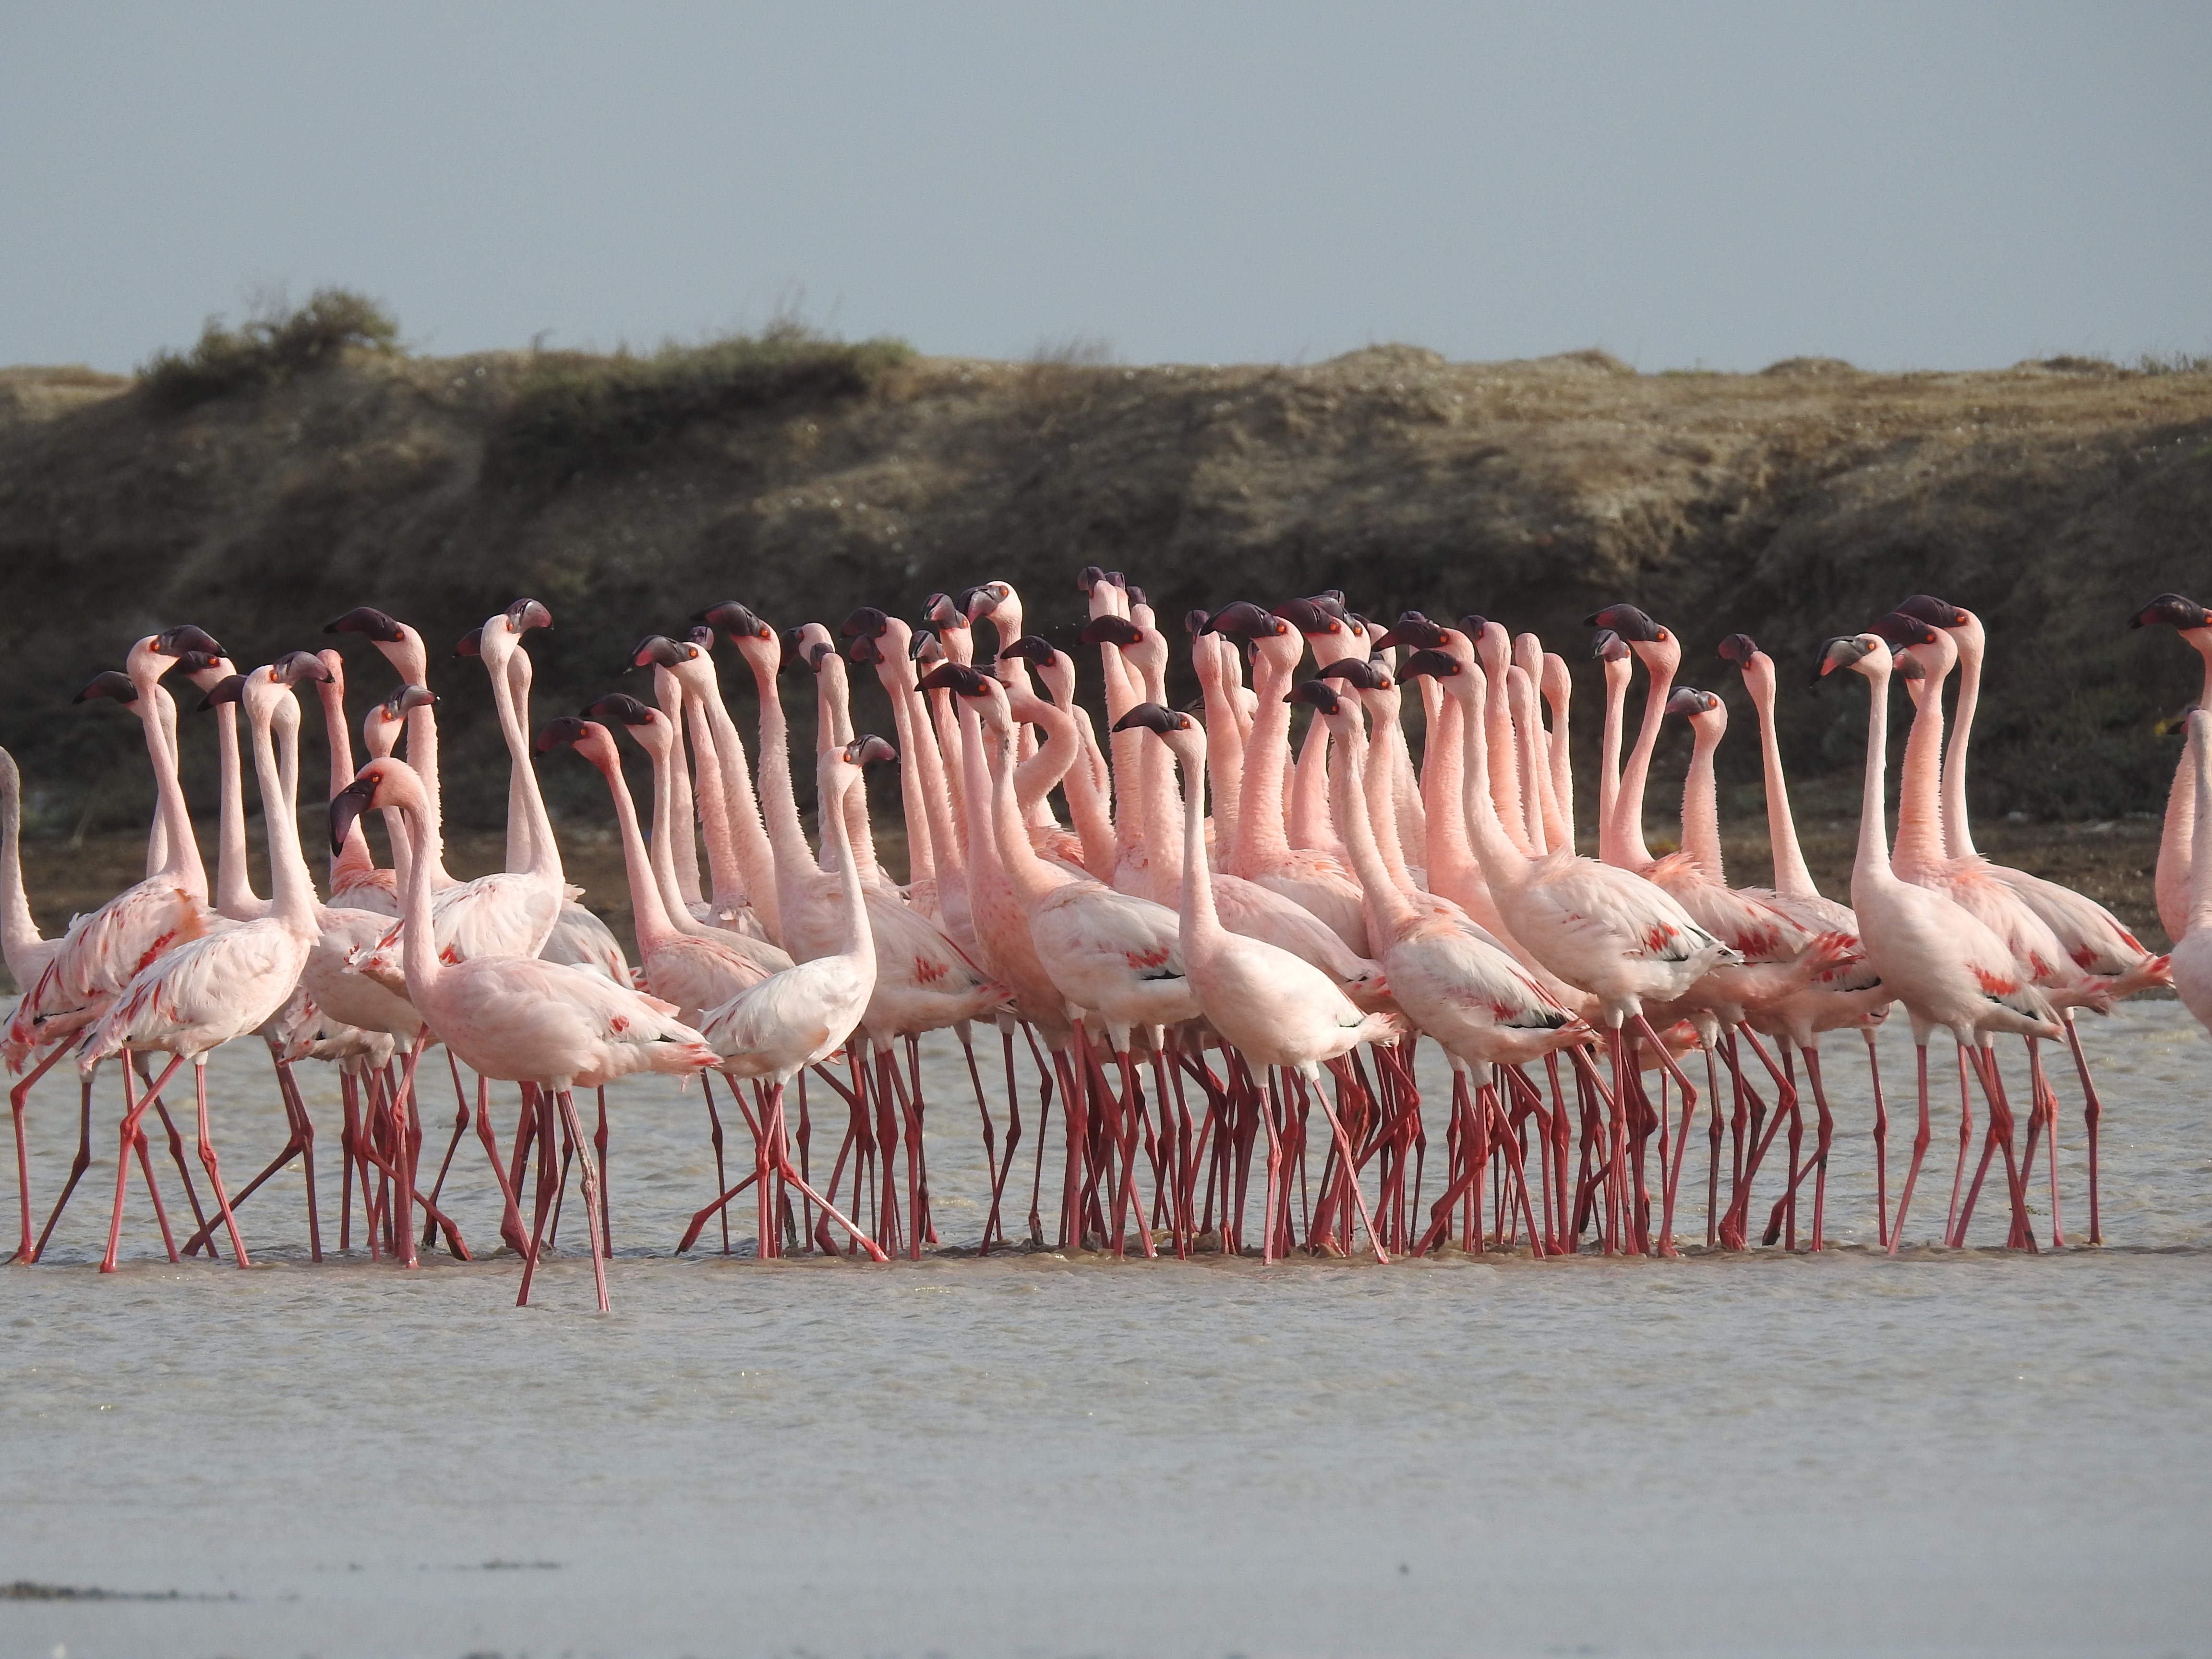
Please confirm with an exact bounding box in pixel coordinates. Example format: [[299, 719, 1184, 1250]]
[[138, 288, 400, 411], [495, 322, 914, 470]]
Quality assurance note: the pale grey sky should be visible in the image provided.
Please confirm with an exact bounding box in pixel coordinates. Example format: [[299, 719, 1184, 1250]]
[[3, 1, 2207, 373]]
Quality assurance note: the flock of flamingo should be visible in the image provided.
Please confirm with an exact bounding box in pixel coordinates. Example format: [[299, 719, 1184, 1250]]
[[4, 574, 2210, 1310]]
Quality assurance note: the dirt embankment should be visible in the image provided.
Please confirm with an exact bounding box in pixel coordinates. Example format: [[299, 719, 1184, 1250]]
[[1, 335, 2207, 958]]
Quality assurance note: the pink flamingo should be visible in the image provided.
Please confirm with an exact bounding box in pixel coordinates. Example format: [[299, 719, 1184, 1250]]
[[687, 740, 898, 1263], [1815, 632, 2061, 1252], [2169, 710, 2212, 1034], [77, 656, 335, 1272], [2128, 592, 2212, 942], [1407, 644, 1734, 1255], [1116, 701, 1398, 1263], [9, 636, 219, 1260], [331, 757, 718, 1311]]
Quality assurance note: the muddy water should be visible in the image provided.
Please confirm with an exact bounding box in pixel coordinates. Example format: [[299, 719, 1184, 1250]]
[[3, 1000, 2209, 1658]]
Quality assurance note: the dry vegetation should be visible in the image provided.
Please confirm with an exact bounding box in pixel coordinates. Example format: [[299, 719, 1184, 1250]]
[[1, 291, 2208, 967]]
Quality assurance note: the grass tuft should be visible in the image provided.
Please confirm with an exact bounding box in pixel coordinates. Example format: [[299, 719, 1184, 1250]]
[[138, 288, 399, 411], [494, 320, 914, 472]]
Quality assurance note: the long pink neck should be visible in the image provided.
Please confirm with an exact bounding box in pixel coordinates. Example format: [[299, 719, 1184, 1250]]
[[1892, 669, 1949, 880], [1544, 665, 1575, 848], [397, 787, 445, 1005], [1596, 662, 1627, 863], [1358, 698, 1416, 890], [243, 694, 317, 937], [819, 762, 876, 973], [485, 638, 562, 889], [211, 697, 262, 920], [1289, 717, 1337, 853], [652, 670, 705, 909], [1941, 638, 1982, 861], [1, 749, 44, 973], [2188, 717, 2212, 932], [138, 681, 206, 900], [680, 694, 745, 919], [1611, 656, 1671, 868], [750, 655, 817, 944], [877, 669, 934, 889], [689, 673, 781, 941], [1332, 714, 1418, 944], [1853, 663, 1899, 893], [1173, 736, 1226, 947], [1681, 721, 1724, 881], [1508, 670, 1549, 857], [1232, 649, 1297, 875], [1458, 670, 1531, 894], [317, 676, 378, 892], [1482, 656, 1529, 854], [1196, 641, 1243, 861], [597, 748, 684, 954], [984, 709, 1073, 910], [1746, 676, 1818, 898]]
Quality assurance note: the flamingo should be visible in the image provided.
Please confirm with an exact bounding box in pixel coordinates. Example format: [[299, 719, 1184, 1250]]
[[1115, 701, 1399, 1263], [1713, 633, 1893, 1243], [1899, 594, 2165, 1243], [1404, 644, 1736, 1255], [331, 757, 718, 1311], [683, 739, 899, 1263], [1298, 676, 1587, 1253], [9, 636, 220, 1261], [77, 656, 338, 1272], [1204, 602, 1369, 955], [2128, 592, 2212, 942], [1815, 632, 2061, 1252], [2168, 710, 2212, 1036]]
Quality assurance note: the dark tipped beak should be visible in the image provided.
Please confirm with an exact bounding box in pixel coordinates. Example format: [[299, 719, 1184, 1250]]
[[1079, 616, 1144, 647], [1111, 702, 1178, 734], [507, 598, 553, 632], [1183, 609, 1211, 637], [848, 637, 884, 666], [1212, 606, 1283, 641], [841, 606, 890, 638], [1592, 628, 1628, 663], [273, 651, 332, 686], [454, 627, 482, 659], [1289, 680, 1343, 714], [1399, 649, 1456, 681], [919, 663, 988, 696], [74, 671, 138, 705], [323, 606, 405, 642], [1717, 633, 1759, 665], [1077, 565, 1109, 592], [580, 693, 654, 727], [1584, 603, 1665, 642], [329, 777, 376, 856], [847, 734, 898, 765], [1665, 686, 1714, 717], [1271, 598, 1335, 635], [535, 717, 590, 753], [196, 673, 247, 711], [696, 601, 770, 639], [156, 624, 224, 659]]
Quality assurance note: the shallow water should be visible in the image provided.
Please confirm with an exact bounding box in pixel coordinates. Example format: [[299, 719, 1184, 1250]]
[[4, 1001, 2210, 1658]]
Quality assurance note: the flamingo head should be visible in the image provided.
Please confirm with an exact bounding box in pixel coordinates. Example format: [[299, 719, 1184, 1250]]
[[2130, 592, 2212, 633], [917, 663, 992, 698], [841, 605, 891, 639], [329, 758, 427, 853], [1316, 657, 1387, 692], [537, 716, 625, 776], [1870, 611, 1953, 687], [843, 734, 898, 767], [1814, 633, 1916, 686], [1584, 602, 1677, 677], [967, 580, 1016, 625], [1183, 608, 1211, 637], [626, 634, 698, 673], [504, 598, 553, 634], [195, 673, 246, 711], [1203, 601, 1286, 640], [73, 670, 137, 706], [1287, 678, 1345, 716], [1272, 596, 1346, 642], [1079, 615, 1144, 648], [1719, 632, 1777, 699], [997, 634, 1061, 669], [696, 601, 774, 644], [1375, 611, 1445, 650], [322, 606, 405, 643], [1665, 685, 1726, 738]]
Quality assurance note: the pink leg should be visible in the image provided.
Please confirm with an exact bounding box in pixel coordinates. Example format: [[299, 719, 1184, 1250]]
[[766, 1082, 890, 1261], [189, 1059, 251, 1268], [1865, 1029, 1889, 1249], [8, 1043, 68, 1262], [103, 1057, 183, 1271], [1887, 1046, 1935, 1254], [29, 1069, 96, 1263], [2063, 1014, 2105, 1245]]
